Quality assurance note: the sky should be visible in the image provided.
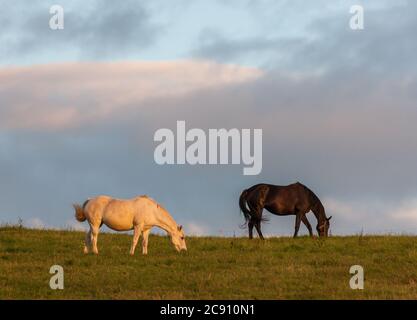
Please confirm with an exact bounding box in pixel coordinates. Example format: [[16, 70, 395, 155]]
[[1, 0, 417, 236]]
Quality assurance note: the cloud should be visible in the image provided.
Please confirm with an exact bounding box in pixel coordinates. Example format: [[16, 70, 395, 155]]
[[391, 199, 417, 224], [0, 60, 262, 130], [321, 197, 417, 235], [64, 220, 87, 231], [25, 217, 46, 229], [192, 30, 304, 67], [1, 58, 417, 235], [0, 0, 162, 64], [185, 222, 210, 236], [192, 1, 417, 74], [1, 1, 417, 236]]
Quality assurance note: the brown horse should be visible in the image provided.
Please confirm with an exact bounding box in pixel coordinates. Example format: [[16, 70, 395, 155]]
[[239, 182, 331, 239]]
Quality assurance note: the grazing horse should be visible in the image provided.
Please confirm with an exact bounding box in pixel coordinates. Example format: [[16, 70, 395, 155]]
[[239, 182, 332, 239], [73, 195, 187, 255]]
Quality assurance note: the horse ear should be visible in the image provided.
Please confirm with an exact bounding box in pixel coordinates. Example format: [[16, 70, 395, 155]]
[[327, 216, 332, 221]]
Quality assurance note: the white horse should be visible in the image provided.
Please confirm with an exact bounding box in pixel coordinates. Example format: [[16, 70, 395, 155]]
[[73, 195, 187, 255]]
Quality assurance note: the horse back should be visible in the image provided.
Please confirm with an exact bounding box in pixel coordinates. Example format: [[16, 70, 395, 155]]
[[249, 182, 313, 215], [102, 197, 145, 231]]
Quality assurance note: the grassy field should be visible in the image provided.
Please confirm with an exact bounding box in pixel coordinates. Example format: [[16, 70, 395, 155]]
[[1, 226, 417, 299]]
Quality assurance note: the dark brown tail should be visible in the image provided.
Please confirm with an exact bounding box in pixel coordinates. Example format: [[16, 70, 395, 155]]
[[239, 186, 269, 225], [73, 199, 89, 222], [239, 189, 252, 223]]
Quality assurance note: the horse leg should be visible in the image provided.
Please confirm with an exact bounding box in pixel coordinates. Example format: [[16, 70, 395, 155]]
[[91, 225, 100, 254], [301, 215, 313, 237], [83, 228, 92, 254], [248, 220, 254, 239], [255, 221, 265, 240], [142, 229, 151, 255], [248, 201, 263, 239], [293, 213, 302, 238], [253, 203, 265, 240], [253, 187, 267, 240], [130, 226, 141, 255]]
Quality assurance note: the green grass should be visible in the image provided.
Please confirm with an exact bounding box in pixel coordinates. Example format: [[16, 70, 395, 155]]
[[1, 226, 417, 299]]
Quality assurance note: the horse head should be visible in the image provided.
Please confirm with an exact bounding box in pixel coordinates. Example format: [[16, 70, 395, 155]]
[[317, 216, 332, 237], [170, 225, 187, 252]]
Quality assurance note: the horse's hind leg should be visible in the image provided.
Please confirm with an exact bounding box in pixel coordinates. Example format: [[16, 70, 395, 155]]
[[83, 228, 92, 254], [248, 201, 264, 239], [248, 220, 254, 239], [254, 221, 265, 240], [252, 204, 265, 240], [301, 215, 313, 237], [130, 226, 141, 256], [250, 188, 267, 240], [91, 225, 100, 254]]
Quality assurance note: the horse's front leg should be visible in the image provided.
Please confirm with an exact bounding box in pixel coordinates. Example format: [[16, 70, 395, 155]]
[[142, 229, 150, 255], [293, 213, 302, 238], [130, 226, 141, 255], [301, 215, 314, 237]]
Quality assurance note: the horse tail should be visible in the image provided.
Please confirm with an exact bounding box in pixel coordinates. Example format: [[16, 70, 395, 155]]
[[239, 189, 252, 223], [73, 199, 89, 222]]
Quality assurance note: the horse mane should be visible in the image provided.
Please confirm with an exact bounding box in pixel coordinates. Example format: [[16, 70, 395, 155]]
[[139, 195, 172, 221], [143, 196, 165, 209], [300, 183, 326, 219]]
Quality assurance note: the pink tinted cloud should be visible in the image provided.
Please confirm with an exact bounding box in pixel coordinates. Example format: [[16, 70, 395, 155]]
[[0, 60, 263, 130]]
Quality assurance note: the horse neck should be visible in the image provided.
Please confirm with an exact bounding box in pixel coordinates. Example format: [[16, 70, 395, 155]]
[[154, 206, 177, 235], [311, 200, 327, 224]]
